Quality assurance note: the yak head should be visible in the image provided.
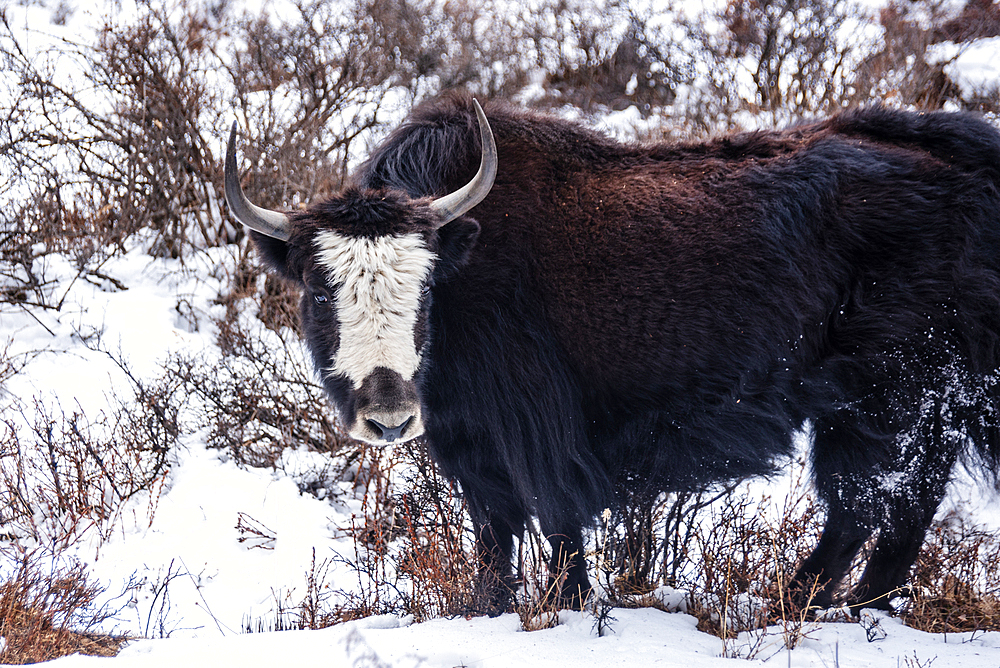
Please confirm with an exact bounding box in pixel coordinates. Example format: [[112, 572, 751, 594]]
[[225, 100, 495, 445]]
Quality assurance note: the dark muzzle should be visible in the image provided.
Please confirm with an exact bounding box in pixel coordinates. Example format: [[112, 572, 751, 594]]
[[349, 367, 424, 444]]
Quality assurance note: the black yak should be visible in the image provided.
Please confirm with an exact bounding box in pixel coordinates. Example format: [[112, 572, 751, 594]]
[[225, 94, 1000, 614]]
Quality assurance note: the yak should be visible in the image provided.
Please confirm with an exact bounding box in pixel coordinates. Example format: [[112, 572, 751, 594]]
[[225, 93, 1000, 615]]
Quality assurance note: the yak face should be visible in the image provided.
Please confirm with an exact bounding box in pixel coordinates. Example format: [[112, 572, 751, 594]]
[[250, 191, 481, 445], [225, 98, 495, 445]]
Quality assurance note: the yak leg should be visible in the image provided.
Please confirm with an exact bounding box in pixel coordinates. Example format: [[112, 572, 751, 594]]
[[800, 395, 960, 614], [544, 525, 592, 609], [847, 404, 958, 613], [472, 511, 521, 616], [847, 514, 934, 613], [789, 507, 870, 611], [790, 415, 877, 611]]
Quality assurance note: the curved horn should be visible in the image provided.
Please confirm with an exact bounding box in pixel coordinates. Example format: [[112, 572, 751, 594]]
[[429, 99, 497, 228], [225, 121, 291, 241]]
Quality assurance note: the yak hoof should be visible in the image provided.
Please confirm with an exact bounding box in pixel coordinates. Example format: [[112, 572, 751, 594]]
[[846, 585, 911, 616]]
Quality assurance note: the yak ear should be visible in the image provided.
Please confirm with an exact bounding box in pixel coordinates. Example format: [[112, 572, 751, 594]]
[[435, 217, 480, 279], [249, 230, 301, 283]]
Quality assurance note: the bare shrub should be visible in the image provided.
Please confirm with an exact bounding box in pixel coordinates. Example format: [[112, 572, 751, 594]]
[[648, 0, 1000, 136], [0, 395, 174, 549], [851, 1, 963, 111], [163, 295, 351, 469], [391, 442, 482, 620], [903, 514, 1000, 633], [593, 483, 744, 601], [1, 0, 404, 269], [325, 440, 485, 624], [0, 552, 124, 663], [0, 343, 177, 550], [258, 548, 341, 631], [525, 1, 685, 115], [934, 0, 1000, 43], [359, 0, 531, 103], [658, 0, 878, 134], [679, 485, 819, 633], [586, 458, 826, 656]]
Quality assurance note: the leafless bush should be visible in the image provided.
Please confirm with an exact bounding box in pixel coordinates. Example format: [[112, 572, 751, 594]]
[[0, 552, 124, 663], [851, 1, 962, 111], [649, 0, 1000, 137], [323, 440, 485, 624], [653, 0, 873, 134], [390, 443, 483, 620], [0, 0, 539, 275], [0, 341, 34, 388], [903, 513, 1000, 633], [524, 1, 685, 116], [0, 362, 176, 549], [686, 485, 824, 656], [586, 460, 826, 655], [252, 548, 341, 631], [516, 540, 563, 632], [162, 290, 351, 469], [1, 0, 403, 275], [593, 483, 745, 601], [358, 0, 532, 103]]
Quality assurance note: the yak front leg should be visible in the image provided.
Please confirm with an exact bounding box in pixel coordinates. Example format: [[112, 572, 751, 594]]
[[473, 513, 520, 616], [544, 525, 592, 609]]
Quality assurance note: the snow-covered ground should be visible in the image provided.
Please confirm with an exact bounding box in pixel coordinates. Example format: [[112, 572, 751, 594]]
[[43, 607, 1000, 667], [5, 0, 1000, 665]]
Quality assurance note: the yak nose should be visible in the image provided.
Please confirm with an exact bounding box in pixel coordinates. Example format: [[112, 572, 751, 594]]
[[355, 407, 421, 444], [366, 416, 414, 443], [351, 367, 424, 444]]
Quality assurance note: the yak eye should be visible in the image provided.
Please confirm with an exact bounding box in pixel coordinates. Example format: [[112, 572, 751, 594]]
[[421, 285, 431, 298], [313, 293, 329, 305]]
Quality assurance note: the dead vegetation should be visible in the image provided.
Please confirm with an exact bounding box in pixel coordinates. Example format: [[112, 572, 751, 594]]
[[0, 554, 126, 664], [904, 514, 1000, 634]]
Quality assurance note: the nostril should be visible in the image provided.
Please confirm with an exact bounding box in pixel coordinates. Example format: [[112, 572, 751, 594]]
[[366, 419, 386, 439], [366, 416, 414, 443]]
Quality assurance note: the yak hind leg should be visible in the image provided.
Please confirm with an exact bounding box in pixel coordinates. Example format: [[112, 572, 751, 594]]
[[788, 507, 871, 612], [846, 424, 957, 614], [846, 518, 931, 613], [800, 396, 959, 615]]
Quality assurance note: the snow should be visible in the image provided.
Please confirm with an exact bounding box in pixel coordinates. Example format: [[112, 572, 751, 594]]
[[929, 37, 1000, 100], [29, 607, 1000, 667], [4, 0, 1000, 666]]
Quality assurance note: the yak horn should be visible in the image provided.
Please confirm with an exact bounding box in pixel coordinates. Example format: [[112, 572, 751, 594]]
[[429, 99, 497, 227], [225, 122, 291, 241]]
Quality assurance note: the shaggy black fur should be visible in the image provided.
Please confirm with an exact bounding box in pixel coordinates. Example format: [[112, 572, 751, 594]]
[[252, 94, 1000, 614]]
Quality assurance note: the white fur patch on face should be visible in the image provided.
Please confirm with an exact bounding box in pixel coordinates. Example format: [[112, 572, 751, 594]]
[[314, 230, 435, 388]]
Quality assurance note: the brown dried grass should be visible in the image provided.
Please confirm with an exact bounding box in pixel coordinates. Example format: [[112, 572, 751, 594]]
[[903, 517, 1000, 634], [0, 555, 126, 664]]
